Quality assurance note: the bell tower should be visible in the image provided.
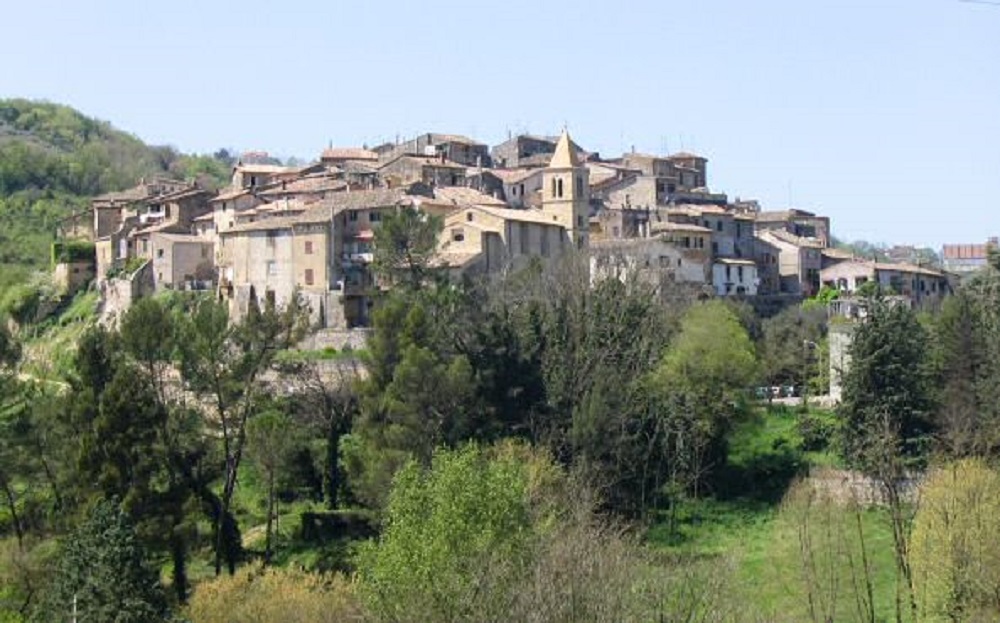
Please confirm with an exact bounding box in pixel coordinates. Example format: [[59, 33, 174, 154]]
[[542, 130, 589, 248]]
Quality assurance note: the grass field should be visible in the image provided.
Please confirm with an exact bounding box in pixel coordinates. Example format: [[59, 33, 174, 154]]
[[646, 405, 910, 622]]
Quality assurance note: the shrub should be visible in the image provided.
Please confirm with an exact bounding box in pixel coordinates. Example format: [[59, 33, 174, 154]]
[[911, 459, 1000, 622], [186, 563, 360, 623]]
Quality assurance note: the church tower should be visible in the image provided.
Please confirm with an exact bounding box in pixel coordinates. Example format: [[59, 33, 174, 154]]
[[542, 130, 589, 248]]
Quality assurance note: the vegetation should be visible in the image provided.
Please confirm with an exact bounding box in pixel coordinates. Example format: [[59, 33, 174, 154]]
[[0, 99, 230, 288], [4, 113, 1000, 620]]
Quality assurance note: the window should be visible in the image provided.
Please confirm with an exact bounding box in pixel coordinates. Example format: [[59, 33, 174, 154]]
[[304, 268, 314, 286], [712, 241, 719, 254], [370, 211, 381, 222], [157, 248, 164, 259], [716, 221, 723, 232], [250, 175, 257, 187], [466, 211, 474, 222], [266, 260, 277, 276], [201, 246, 208, 258], [738, 266, 744, 281], [577, 215, 585, 228], [551, 178, 557, 197], [556, 178, 564, 198], [452, 228, 465, 242], [683, 236, 690, 248], [349, 211, 358, 222], [612, 226, 620, 237], [305, 240, 314, 255], [726, 265, 732, 280], [576, 176, 583, 195]]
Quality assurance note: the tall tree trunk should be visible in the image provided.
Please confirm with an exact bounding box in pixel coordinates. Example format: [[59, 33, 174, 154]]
[[264, 469, 275, 563], [171, 534, 188, 603], [0, 474, 23, 549]]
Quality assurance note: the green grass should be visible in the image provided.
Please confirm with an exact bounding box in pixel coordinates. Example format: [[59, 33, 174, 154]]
[[646, 404, 910, 622]]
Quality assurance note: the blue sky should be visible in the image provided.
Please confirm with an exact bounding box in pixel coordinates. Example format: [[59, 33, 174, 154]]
[[1, 0, 998, 248]]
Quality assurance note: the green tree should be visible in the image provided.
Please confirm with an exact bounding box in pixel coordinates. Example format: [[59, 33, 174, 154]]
[[839, 296, 933, 622], [371, 206, 443, 289], [246, 409, 302, 562], [356, 444, 535, 622], [178, 297, 307, 574], [840, 298, 934, 469], [759, 304, 827, 389], [35, 499, 169, 623], [646, 299, 758, 506]]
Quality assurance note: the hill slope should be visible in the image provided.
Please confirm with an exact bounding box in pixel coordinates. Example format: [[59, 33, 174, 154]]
[[0, 99, 232, 288]]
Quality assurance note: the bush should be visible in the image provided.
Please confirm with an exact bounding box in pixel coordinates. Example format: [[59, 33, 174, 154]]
[[186, 563, 360, 623], [797, 410, 839, 452], [911, 459, 1000, 622], [50, 240, 95, 265]]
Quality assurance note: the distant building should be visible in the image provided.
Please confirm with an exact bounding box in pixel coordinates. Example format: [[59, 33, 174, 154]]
[[820, 259, 951, 305], [941, 238, 997, 274], [755, 209, 831, 248]]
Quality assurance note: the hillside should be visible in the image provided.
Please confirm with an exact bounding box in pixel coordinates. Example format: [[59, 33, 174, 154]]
[[0, 99, 231, 288]]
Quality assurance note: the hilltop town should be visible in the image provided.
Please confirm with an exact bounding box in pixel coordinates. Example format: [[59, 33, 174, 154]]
[[55, 129, 975, 329]]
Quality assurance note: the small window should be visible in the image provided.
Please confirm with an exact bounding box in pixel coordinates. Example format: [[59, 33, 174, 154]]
[[157, 248, 164, 259], [576, 176, 583, 195], [466, 212, 473, 222], [266, 260, 277, 276], [305, 240, 314, 255], [370, 211, 381, 222], [304, 268, 314, 285], [738, 266, 744, 281], [716, 221, 723, 232], [452, 228, 465, 242], [349, 211, 358, 222], [556, 178, 564, 198]]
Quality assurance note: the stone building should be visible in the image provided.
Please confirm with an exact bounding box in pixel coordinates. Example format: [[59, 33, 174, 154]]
[[755, 209, 831, 247], [755, 229, 824, 296], [379, 133, 490, 167], [378, 154, 466, 187], [219, 187, 430, 328], [820, 259, 951, 305]]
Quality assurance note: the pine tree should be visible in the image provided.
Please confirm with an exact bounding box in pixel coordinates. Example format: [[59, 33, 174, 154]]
[[36, 498, 169, 623]]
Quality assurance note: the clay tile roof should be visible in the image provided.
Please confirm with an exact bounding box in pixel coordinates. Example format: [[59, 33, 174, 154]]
[[429, 187, 506, 207], [942, 244, 990, 260], [211, 188, 253, 203], [491, 168, 542, 184], [321, 147, 378, 161], [466, 205, 563, 226], [762, 229, 824, 248]]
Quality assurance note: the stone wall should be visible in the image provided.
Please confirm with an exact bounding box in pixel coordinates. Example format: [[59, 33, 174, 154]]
[[99, 260, 154, 325], [298, 327, 372, 352]]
